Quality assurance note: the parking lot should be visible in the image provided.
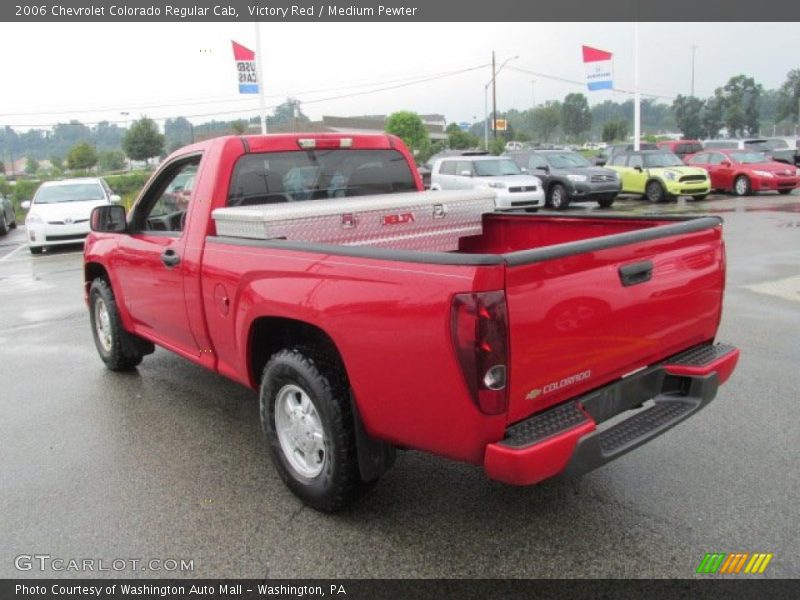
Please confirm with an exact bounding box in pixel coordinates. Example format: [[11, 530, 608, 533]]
[[1, 191, 798, 579]]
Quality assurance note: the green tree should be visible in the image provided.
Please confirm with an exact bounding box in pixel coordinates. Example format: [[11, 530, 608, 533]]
[[445, 123, 479, 149], [702, 94, 725, 139], [561, 93, 592, 141], [615, 120, 629, 141], [601, 122, 618, 143], [488, 138, 506, 156], [231, 120, 248, 135], [25, 157, 39, 175], [718, 75, 762, 137], [776, 69, 800, 127], [123, 117, 164, 163], [672, 95, 706, 139], [270, 98, 310, 128], [0, 161, 5, 176], [385, 111, 430, 159], [50, 155, 64, 170], [66, 142, 98, 170], [532, 101, 561, 142], [98, 150, 126, 172]]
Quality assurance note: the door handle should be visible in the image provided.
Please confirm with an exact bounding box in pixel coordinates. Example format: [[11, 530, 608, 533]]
[[161, 248, 181, 268], [619, 260, 653, 287]]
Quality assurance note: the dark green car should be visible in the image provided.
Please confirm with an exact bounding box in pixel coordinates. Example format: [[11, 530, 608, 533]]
[[0, 195, 17, 236]]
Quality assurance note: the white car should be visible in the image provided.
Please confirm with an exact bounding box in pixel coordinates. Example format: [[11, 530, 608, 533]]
[[430, 156, 544, 210], [23, 178, 120, 254]]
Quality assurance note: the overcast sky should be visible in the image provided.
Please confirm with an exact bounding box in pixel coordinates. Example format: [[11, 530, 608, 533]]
[[1, 22, 798, 130]]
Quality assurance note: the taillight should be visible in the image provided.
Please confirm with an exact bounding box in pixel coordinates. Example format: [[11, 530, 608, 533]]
[[451, 291, 509, 415]]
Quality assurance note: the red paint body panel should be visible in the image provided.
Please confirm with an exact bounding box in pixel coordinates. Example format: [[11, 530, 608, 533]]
[[685, 149, 800, 193], [84, 133, 737, 480]]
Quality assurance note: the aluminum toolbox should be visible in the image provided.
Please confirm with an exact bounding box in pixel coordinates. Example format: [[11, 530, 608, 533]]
[[211, 189, 496, 252]]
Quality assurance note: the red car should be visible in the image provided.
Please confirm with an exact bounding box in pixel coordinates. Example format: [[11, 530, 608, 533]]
[[685, 148, 800, 196], [655, 139, 703, 160]]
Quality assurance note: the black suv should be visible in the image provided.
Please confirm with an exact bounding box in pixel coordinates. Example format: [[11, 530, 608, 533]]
[[506, 150, 621, 209]]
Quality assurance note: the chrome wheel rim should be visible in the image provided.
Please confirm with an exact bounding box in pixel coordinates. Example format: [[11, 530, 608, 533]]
[[94, 297, 113, 352], [735, 177, 747, 195], [274, 384, 326, 478], [552, 187, 564, 207]]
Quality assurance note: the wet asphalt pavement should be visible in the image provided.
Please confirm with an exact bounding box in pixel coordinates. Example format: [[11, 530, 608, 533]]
[[1, 192, 798, 579]]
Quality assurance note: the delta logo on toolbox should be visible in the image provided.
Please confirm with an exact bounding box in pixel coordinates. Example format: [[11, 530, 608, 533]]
[[696, 552, 774, 574]]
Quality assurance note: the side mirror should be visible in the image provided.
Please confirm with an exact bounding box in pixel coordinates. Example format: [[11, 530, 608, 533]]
[[520, 167, 528, 173], [539, 165, 550, 173], [90, 205, 127, 233], [634, 165, 643, 172], [109, 194, 121, 204], [459, 170, 472, 177], [721, 160, 731, 167], [21, 200, 31, 210]]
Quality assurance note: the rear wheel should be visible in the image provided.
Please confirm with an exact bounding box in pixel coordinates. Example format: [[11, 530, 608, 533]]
[[549, 184, 570, 210], [645, 180, 667, 203], [89, 278, 145, 370], [29, 246, 43, 255], [260, 348, 370, 512], [733, 175, 751, 197], [597, 194, 616, 208], [0, 213, 7, 236]]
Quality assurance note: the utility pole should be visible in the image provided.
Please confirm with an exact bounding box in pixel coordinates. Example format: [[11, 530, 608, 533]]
[[120, 111, 130, 170], [691, 45, 698, 97], [492, 51, 497, 140]]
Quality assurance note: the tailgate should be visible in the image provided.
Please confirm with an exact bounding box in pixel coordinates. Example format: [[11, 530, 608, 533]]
[[503, 217, 725, 424]]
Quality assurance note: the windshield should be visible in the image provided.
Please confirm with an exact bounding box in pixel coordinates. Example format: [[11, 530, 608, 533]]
[[643, 153, 685, 168], [765, 139, 789, 150], [545, 152, 592, 169], [473, 159, 522, 177], [730, 151, 770, 164], [34, 183, 105, 204]]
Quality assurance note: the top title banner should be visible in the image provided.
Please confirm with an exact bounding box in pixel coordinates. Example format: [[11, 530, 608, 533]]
[[3, 0, 800, 21]]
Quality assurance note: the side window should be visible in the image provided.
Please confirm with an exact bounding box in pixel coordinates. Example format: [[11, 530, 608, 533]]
[[134, 157, 201, 234], [707, 153, 724, 165], [439, 161, 457, 175], [689, 153, 707, 164], [609, 154, 627, 167], [628, 155, 643, 169], [455, 161, 473, 176]]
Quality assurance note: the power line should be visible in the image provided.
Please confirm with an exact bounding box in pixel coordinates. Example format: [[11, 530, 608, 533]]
[[0, 64, 490, 120]]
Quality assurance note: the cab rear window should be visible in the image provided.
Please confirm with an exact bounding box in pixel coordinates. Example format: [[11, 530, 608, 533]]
[[227, 149, 416, 206]]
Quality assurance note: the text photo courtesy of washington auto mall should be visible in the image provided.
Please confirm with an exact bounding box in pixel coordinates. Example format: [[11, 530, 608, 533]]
[[1, 1, 799, 597]]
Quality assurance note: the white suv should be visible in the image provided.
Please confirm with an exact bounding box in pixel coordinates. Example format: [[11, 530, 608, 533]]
[[23, 178, 120, 254], [430, 156, 544, 210]]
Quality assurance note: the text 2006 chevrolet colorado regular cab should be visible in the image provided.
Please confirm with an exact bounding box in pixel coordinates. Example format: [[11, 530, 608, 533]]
[[84, 133, 739, 511]]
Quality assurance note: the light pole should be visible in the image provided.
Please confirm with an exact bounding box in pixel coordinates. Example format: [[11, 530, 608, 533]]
[[483, 54, 519, 149], [120, 111, 130, 170], [691, 45, 698, 97]]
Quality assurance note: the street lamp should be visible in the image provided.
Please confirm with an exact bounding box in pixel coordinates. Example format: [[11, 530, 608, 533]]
[[690, 45, 698, 97], [120, 112, 130, 171], [484, 54, 519, 149]]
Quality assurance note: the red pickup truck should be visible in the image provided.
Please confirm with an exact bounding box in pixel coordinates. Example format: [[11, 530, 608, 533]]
[[84, 133, 739, 511]]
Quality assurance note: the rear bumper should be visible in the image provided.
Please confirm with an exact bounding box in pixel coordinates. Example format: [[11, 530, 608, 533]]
[[484, 342, 739, 485], [752, 177, 799, 191]]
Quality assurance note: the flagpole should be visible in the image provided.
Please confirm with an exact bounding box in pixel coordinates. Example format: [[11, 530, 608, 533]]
[[633, 22, 641, 151], [254, 22, 267, 134]]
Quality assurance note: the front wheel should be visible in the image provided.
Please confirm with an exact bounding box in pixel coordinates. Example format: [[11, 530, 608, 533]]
[[549, 184, 570, 210], [89, 278, 145, 370], [0, 214, 7, 236], [645, 180, 667, 203], [691, 194, 708, 201], [29, 246, 43, 255], [260, 348, 368, 512], [597, 194, 616, 208], [733, 175, 751, 197]]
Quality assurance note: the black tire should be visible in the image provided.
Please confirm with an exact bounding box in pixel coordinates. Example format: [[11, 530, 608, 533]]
[[549, 183, 570, 210], [691, 194, 708, 201], [597, 194, 616, 208], [29, 246, 43, 255], [88, 278, 145, 371], [0, 213, 7, 236], [260, 348, 367, 512], [733, 175, 751, 197], [778, 189, 793, 195], [645, 180, 667, 203]]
